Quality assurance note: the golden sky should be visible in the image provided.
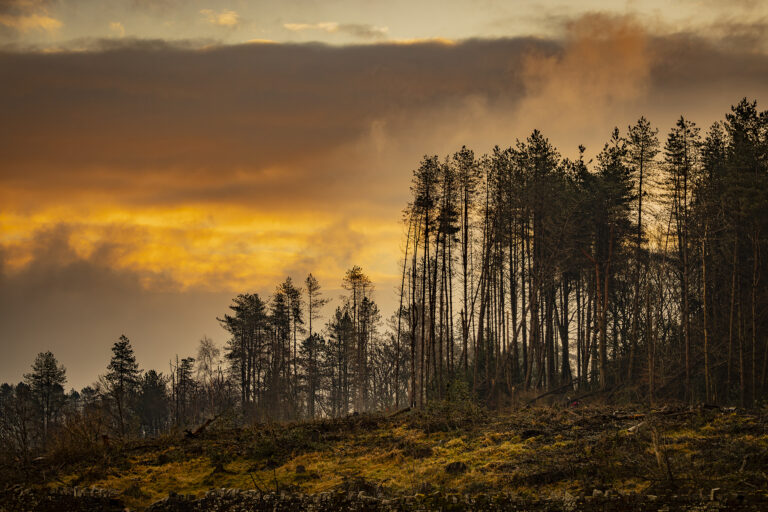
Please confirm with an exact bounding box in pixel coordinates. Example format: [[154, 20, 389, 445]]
[[2, 0, 768, 388]]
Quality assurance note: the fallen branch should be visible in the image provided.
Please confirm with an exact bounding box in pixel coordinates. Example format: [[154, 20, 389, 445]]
[[525, 379, 576, 406], [388, 407, 411, 418], [185, 410, 227, 439]]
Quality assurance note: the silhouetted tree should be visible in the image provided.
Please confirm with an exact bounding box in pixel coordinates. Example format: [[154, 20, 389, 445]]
[[103, 335, 141, 436], [23, 351, 66, 447]]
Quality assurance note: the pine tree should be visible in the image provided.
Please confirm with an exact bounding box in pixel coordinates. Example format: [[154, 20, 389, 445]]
[[625, 117, 659, 381], [138, 370, 168, 435], [664, 117, 701, 401], [23, 351, 66, 447], [103, 335, 141, 436]]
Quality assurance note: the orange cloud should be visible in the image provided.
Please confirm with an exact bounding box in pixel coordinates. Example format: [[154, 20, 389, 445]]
[[0, 12, 61, 32]]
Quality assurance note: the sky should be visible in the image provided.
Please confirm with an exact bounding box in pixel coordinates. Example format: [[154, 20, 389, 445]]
[[2, 0, 768, 389]]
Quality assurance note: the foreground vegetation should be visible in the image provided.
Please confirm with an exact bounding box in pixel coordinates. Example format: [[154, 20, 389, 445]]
[[2, 401, 767, 510]]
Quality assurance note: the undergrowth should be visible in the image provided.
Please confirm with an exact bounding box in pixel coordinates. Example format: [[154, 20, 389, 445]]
[[4, 404, 767, 511]]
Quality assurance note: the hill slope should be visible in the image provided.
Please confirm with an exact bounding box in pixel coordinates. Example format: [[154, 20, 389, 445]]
[[3, 403, 768, 511]]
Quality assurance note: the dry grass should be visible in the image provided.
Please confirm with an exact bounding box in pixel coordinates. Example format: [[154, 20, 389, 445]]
[[28, 403, 768, 510]]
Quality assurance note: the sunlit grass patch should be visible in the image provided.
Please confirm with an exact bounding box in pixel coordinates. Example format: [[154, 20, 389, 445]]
[[81, 457, 210, 509]]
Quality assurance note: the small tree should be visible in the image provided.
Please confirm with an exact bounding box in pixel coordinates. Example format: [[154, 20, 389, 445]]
[[196, 336, 220, 416], [173, 357, 196, 426]]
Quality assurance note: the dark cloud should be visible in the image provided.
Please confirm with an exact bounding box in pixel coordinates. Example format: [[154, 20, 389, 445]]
[[0, 0, 56, 15], [707, 20, 768, 52], [2, 24, 767, 215], [0, 37, 545, 211]]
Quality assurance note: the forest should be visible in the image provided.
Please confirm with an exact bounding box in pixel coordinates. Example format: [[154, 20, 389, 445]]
[[1, 99, 768, 510]]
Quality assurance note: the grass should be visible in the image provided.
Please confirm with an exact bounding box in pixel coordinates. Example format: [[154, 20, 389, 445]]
[[20, 403, 768, 510]]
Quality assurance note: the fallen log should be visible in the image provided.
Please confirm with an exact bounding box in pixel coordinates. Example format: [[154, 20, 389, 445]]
[[524, 379, 576, 406], [184, 410, 227, 439]]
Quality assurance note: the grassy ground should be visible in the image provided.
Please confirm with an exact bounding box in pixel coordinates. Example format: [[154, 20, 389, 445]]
[[23, 402, 768, 510]]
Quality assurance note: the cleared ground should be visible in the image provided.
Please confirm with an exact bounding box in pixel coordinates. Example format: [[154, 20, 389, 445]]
[[3, 402, 768, 510]]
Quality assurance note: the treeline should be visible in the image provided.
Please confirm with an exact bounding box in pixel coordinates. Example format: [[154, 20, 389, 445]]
[[1, 268, 409, 464], [401, 98, 768, 407], [218, 270, 406, 421]]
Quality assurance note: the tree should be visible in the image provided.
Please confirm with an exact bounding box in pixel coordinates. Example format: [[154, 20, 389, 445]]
[[326, 306, 354, 416], [137, 370, 168, 435], [280, 277, 304, 412], [0, 383, 36, 463], [23, 351, 66, 447], [196, 336, 221, 414], [664, 117, 701, 401], [219, 293, 269, 414], [305, 274, 329, 340], [300, 333, 324, 418], [342, 266, 374, 412], [454, 147, 480, 377], [103, 335, 141, 436], [271, 285, 293, 419], [304, 274, 328, 417], [625, 117, 659, 381], [171, 357, 196, 426], [579, 129, 634, 389]]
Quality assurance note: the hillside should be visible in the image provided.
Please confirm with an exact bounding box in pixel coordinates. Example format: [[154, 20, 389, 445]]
[[2, 402, 767, 511]]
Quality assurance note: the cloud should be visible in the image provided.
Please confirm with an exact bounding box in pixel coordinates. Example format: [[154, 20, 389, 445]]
[[706, 19, 768, 52], [284, 21, 389, 39], [508, 13, 651, 153], [388, 37, 456, 46], [0, 12, 60, 32], [200, 8, 239, 28], [245, 38, 276, 45], [283, 21, 337, 32], [0, 0, 60, 34], [109, 21, 125, 37]]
